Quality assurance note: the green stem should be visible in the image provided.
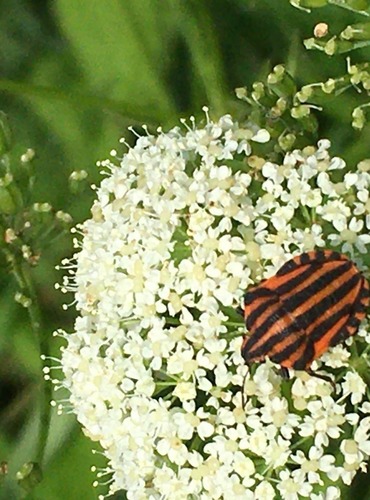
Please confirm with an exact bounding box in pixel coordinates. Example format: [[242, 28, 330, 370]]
[[290, 436, 309, 450], [25, 269, 52, 466], [189, 434, 202, 451], [155, 381, 177, 388], [311, 207, 317, 223], [41, 228, 71, 249], [165, 318, 181, 326], [33, 221, 59, 248], [300, 205, 312, 224], [20, 262, 52, 466], [6, 250, 52, 468], [219, 331, 243, 339]]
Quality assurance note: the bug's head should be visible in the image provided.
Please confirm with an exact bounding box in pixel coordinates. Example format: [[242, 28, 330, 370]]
[[241, 334, 252, 364], [241, 333, 266, 366]]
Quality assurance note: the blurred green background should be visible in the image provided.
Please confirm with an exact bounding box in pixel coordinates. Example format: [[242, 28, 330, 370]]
[[0, 1, 369, 499]]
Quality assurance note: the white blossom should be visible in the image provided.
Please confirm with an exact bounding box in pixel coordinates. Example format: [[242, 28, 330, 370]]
[[55, 113, 370, 498]]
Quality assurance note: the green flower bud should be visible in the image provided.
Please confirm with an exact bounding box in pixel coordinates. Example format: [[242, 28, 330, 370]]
[[4, 228, 17, 244], [20, 148, 35, 163], [251, 82, 265, 101], [296, 86, 313, 103], [363, 77, 370, 90], [267, 65, 297, 97], [270, 99, 287, 118], [56, 210, 73, 225], [352, 107, 366, 130], [358, 159, 370, 171], [291, 105, 311, 119], [16, 462, 43, 492], [33, 202, 52, 213], [14, 292, 32, 308], [322, 78, 336, 94], [69, 170, 89, 194], [324, 37, 336, 56], [314, 23, 328, 38], [278, 133, 296, 151], [235, 87, 248, 100]]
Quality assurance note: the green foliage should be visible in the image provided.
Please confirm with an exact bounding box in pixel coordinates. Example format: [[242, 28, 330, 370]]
[[290, 0, 370, 131], [291, 0, 370, 14], [1, 0, 370, 498]]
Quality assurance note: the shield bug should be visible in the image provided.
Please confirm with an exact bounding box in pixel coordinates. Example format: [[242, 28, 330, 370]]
[[241, 250, 369, 391]]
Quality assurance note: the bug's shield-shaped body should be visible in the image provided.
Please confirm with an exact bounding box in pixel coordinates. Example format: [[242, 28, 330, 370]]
[[241, 250, 369, 372]]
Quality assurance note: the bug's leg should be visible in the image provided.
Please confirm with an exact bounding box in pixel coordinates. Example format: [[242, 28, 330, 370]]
[[241, 370, 249, 410], [306, 369, 336, 391], [280, 367, 290, 380], [235, 305, 244, 317]]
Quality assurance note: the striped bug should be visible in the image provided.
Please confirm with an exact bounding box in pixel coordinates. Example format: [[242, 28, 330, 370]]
[[240, 250, 369, 396]]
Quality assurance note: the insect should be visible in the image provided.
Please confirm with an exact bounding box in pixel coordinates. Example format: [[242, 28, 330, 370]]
[[240, 250, 369, 391]]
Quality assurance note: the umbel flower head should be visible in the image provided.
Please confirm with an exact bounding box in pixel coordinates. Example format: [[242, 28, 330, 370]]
[[54, 109, 370, 499]]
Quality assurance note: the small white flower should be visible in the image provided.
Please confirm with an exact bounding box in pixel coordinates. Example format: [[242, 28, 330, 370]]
[[344, 172, 359, 188], [341, 371, 366, 404], [316, 199, 351, 231], [320, 345, 350, 368], [173, 381, 197, 402], [291, 446, 337, 485], [251, 129, 270, 143], [198, 421, 214, 439], [317, 171, 337, 196], [270, 205, 294, 231], [265, 436, 291, 468], [157, 436, 189, 465], [328, 156, 346, 170], [299, 397, 346, 447], [277, 469, 312, 499], [328, 216, 370, 253], [311, 486, 341, 500], [57, 115, 370, 498], [254, 481, 276, 498]]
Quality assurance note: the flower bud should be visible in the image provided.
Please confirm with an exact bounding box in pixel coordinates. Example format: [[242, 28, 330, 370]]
[[314, 22, 328, 38], [267, 65, 297, 97], [341, 22, 370, 41], [352, 107, 366, 130], [69, 170, 88, 194], [14, 292, 32, 308], [16, 462, 43, 492]]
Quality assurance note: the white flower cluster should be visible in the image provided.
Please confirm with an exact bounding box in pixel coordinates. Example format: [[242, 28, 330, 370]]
[[56, 111, 370, 499]]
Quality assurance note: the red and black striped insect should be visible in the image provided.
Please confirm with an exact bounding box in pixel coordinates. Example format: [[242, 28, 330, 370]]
[[240, 250, 369, 388]]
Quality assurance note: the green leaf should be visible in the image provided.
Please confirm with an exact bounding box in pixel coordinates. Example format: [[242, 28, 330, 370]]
[[54, 0, 176, 121], [178, 1, 228, 114]]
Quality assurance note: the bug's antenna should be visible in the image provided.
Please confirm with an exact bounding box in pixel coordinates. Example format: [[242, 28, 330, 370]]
[[241, 369, 249, 409], [280, 367, 290, 380]]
